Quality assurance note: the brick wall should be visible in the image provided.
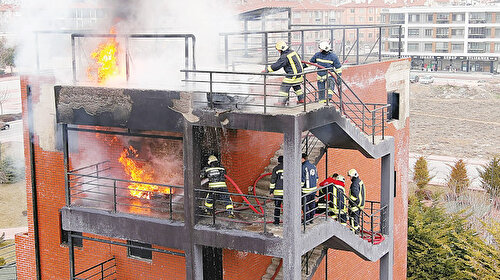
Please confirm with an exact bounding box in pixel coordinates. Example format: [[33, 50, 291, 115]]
[[16, 56, 409, 280]]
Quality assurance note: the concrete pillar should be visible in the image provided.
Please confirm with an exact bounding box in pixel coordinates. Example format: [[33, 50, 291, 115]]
[[282, 118, 303, 280], [379, 152, 394, 280], [183, 123, 204, 280]]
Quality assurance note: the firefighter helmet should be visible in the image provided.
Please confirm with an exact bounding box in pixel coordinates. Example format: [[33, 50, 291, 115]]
[[348, 169, 358, 178], [337, 175, 345, 183], [278, 155, 283, 163], [208, 155, 218, 165], [319, 41, 331, 52], [275, 41, 289, 51]]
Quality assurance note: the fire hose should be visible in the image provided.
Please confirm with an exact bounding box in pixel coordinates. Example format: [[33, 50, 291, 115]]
[[224, 174, 386, 244]]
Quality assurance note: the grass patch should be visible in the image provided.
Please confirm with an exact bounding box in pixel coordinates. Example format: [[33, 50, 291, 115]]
[[0, 180, 27, 228]]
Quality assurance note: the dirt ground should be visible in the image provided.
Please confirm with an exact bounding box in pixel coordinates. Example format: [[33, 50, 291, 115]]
[[0, 180, 27, 228], [410, 75, 500, 160]]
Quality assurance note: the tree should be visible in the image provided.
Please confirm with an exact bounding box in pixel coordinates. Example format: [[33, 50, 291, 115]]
[[479, 156, 500, 198], [413, 156, 432, 189], [0, 38, 15, 73], [407, 195, 500, 279], [447, 159, 470, 197]]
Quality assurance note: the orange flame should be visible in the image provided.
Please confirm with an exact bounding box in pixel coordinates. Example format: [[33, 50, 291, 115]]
[[118, 146, 172, 199], [87, 27, 121, 84]]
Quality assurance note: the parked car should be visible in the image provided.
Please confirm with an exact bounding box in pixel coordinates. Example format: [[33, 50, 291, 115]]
[[419, 75, 434, 84], [410, 74, 419, 83], [0, 121, 10, 130]]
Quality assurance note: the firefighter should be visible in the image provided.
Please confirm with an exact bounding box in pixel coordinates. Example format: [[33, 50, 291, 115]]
[[301, 153, 318, 225], [263, 41, 304, 105], [317, 173, 338, 215], [201, 155, 234, 217], [269, 155, 284, 225], [347, 169, 365, 234], [332, 175, 348, 226], [309, 41, 342, 103]]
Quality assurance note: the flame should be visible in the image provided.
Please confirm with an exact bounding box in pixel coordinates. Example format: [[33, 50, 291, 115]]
[[87, 27, 121, 84], [118, 146, 172, 199]]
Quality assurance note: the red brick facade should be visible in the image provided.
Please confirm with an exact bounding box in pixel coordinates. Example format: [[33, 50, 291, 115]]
[[16, 58, 408, 279]]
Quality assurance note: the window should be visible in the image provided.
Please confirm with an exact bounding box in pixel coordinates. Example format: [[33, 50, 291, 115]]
[[424, 43, 433, 52], [451, 43, 464, 52], [369, 16, 373, 22], [369, 8, 374, 13], [359, 33, 364, 38], [387, 91, 400, 121], [408, 29, 420, 37], [496, 29, 500, 37], [128, 241, 152, 260], [497, 13, 500, 22], [451, 28, 464, 38], [436, 28, 449, 38], [427, 14, 434, 22], [350, 8, 355, 13], [409, 14, 420, 23], [424, 29, 433, 37], [495, 43, 500, 52], [368, 33, 373, 38], [61, 230, 83, 247], [468, 42, 486, 53], [452, 13, 464, 22], [390, 13, 404, 23], [468, 27, 485, 38], [407, 43, 419, 52], [485, 28, 492, 37], [350, 17, 355, 23]]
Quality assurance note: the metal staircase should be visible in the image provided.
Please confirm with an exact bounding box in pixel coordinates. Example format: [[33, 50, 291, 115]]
[[261, 245, 326, 280]]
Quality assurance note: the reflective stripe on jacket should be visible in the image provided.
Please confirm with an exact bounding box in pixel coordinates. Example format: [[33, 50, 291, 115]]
[[301, 160, 318, 193], [270, 163, 284, 196], [349, 177, 365, 211], [267, 49, 304, 84], [309, 51, 342, 77]]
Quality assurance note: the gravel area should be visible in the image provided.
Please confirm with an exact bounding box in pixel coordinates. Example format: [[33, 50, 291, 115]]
[[410, 77, 500, 160]]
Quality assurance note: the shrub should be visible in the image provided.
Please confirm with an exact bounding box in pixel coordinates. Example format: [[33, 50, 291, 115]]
[[479, 156, 500, 198], [413, 156, 432, 189], [447, 159, 470, 197], [0, 158, 21, 184], [408, 195, 500, 279]]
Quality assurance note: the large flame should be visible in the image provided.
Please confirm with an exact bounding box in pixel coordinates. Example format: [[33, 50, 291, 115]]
[[118, 146, 172, 199], [87, 27, 121, 84]]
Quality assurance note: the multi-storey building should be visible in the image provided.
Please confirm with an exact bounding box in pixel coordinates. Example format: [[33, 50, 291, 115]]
[[13, 5, 410, 280], [381, 6, 500, 73]]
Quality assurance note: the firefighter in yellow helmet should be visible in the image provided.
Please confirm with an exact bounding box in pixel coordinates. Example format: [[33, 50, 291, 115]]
[[347, 169, 365, 234], [309, 41, 342, 103], [201, 155, 234, 217], [262, 41, 304, 105]]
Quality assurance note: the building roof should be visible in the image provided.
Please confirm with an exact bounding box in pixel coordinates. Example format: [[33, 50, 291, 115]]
[[0, 4, 18, 12], [338, 0, 428, 9], [235, 0, 342, 13]]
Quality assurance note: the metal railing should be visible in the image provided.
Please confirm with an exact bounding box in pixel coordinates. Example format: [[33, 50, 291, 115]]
[[0, 243, 16, 279], [68, 161, 184, 220], [183, 63, 390, 143], [220, 24, 403, 69], [70, 33, 196, 83], [195, 181, 386, 243], [301, 132, 322, 158], [73, 257, 116, 280], [305, 183, 387, 244], [195, 188, 278, 233]]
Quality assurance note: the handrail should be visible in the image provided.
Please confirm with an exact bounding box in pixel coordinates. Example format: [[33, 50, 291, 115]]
[[73, 257, 116, 280]]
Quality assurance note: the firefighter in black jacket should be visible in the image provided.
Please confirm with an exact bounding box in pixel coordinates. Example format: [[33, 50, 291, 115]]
[[201, 155, 234, 217], [263, 41, 304, 105], [270, 156, 284, 225], [348, 169, 365, 234]]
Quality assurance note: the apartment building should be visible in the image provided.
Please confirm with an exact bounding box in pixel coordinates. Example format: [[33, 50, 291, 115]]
[[381, 6, 500, 73]]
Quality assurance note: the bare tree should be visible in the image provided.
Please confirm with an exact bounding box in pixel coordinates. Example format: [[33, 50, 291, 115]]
[[0, 88, 8, 115]]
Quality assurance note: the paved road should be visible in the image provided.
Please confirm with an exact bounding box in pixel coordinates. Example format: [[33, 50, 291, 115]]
[[409, 153, 488, 190]]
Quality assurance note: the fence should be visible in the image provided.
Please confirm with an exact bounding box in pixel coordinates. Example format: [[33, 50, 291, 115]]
[[220, 25, 403, 69], [0, 243, 16, 280], [73, 257, 116, 280], [68, 161, 184, 220]]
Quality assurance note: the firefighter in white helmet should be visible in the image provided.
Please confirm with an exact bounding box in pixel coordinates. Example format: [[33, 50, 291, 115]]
[[201, 155, 234, 217], [347, 169, 365, 234], [262, 41, 304, 105], [309, 41, 342, 103]]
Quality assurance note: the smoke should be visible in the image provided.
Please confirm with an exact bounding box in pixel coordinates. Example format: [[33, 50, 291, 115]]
[[9, 0, 240, 87]]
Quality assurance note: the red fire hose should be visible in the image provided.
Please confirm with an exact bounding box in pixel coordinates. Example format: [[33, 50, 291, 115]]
[[361, 230, 385, 244]]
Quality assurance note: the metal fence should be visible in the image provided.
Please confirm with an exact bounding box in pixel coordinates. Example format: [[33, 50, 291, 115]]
[[182, 65, 390, 144], [73, 257, 116, 280], [68, 161, 184, 221], [0, 243, 16, 280], [220, 25, 403, 69]]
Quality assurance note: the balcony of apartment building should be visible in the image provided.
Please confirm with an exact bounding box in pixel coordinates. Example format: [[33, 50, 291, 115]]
[[436, 13, 450, 24], [468, 42, 488, 53], [451, 13, 465, 24], [436, 27, 450, 39], [469, 12, 487, 24], [435, 42, 449, 53], [468, 27, 486, 39], [389, 13, 405, 24]]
